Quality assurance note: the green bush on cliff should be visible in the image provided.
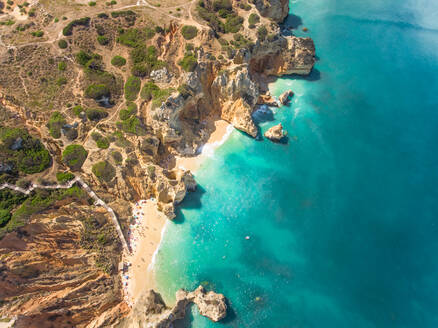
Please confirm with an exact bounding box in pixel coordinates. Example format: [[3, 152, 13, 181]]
[[116, 116, 146, 135], [86, 108, 108, 121], [62, 17, 90, 36], [111, 55, 126, 67], [47, 111, 66, 139], [92, 161, 115, 182], [248, 13, 259, 27], [91, 132, 110, 149], [140, 81, 160, 101], [119, 102, 137, 120], [97, 35, 109, 45], [58, 39, 68, 49], [124, 76, 141, 101], [257, 25, 268, 41], [0, 127, 51, 176], [178, 53, 197, 72], [62, 144, 88, 171], [181, 25, 198, 40], [224, 14, 243, 33], [85, 84, 110, 100], [56, 171, 75, 183]]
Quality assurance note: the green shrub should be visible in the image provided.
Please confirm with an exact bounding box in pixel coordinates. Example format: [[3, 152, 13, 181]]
[[185, 43, 194, 51], [47, 111, 66, 139], [116, 116, 145, 135], [62, 144, 88, 171], [248, 13, 259, 25], [119, 102, 136, 120], [86, 108, 108, 121], [76, 50, 93, 66], [111, 151, 123, 164], [31, 30, 44, 37], [85, 84, 110, 99], [56, 77, 67, 86], [58, 39, 68, 49], [257, 25, 267, 40], [124, 76, 141, 101], [92, 161, 115, 182], [117, 28, 146, 47], [72, 105, 84, 116], [62, 17, 90, 36], [56, 171, 75, 183], [181, 25, 198, 40], [111, 55, 126, 67], [91, 132, 110, 149], [141, 81, 159, 100], [88, 1, 96, 6], [0, 127, 51, 176], [97, 35, 109, 45], [111, 10, 136, 18], [224, 14, 243, 33], [58, 61, 67, 71], [145, 27, 155, 39], [178, 53, 197, 72], [213, 0, 232, 11], [97, 13, 109, 18]]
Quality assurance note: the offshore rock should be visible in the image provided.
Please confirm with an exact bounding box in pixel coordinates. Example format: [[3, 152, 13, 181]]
[[264, 123, 287, 141], [123, 286, 227, 327], [279, 90, 294, 105]]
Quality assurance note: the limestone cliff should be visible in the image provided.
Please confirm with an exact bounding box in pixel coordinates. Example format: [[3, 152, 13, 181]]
[[253, 0, 290, 23]]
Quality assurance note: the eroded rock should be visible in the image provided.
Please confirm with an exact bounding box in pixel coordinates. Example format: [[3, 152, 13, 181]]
[[264, 123, 287, 141], [279, 90, 294, 105]]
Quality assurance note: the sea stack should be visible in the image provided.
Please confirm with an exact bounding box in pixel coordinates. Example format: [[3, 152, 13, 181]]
[[279, 90, 294, 105], [264, 123, 288, 142]]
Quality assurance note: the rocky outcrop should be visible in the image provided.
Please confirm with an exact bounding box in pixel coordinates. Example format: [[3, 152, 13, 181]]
[[253, 0, 289, 23], [122, 285, 227, 327], [264, 123, 287, 141], [211, 67, 259, 137], [279, 89, 294, 105], [251, 35, 315, 77], [0, 208, 127, 328]]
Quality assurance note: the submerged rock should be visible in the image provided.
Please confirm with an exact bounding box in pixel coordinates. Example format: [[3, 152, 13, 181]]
[[264, 123, 287, 141]]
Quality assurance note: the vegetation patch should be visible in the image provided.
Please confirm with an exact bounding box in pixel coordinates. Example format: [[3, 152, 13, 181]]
[[181, 25, 198, 40], [116, 116, 146, 135], [91, 132, 110, 149], [62, 144, 88, 171], [47, 111, 66, 139], [124, 76, 141, 101], [56, 171, 75, 183], [178, 52, 198, 72], [0, 127, 51, 181], [111, 55, 126, 67], [92, 161, 115, 182], [86, 108, 108, 121], [63, 17, 90, 36], [0, 187, 85, 239], [119, 102, 137, 120]]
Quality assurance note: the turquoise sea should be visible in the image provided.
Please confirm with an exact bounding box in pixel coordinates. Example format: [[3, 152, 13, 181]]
[[155, 0, 438, 326]]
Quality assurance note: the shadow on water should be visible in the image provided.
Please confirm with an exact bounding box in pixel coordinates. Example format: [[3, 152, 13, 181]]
[[284, 68, 321, 82], [221, 298, 237, 324], [173, 185, 206, 224], [283, 14, 303, 29], [173, 303, 195, 328], [252, 106, 275, 125]]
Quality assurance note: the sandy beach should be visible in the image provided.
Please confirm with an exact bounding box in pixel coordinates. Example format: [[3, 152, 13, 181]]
[[121, 119, 233, 305], [176, 119, 233, 173]]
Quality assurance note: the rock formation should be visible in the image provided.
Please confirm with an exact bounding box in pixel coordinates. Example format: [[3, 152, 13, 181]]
[[121, 285, 227, 327], [253, 0, 289, 23], [264, 123, 287, 141], [279, 89, 294, 105]]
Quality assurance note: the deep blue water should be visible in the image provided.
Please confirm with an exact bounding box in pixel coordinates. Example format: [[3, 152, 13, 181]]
[[154, 0, 438, 327]]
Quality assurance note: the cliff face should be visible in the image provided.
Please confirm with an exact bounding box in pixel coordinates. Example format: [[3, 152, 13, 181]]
[[253, 0, 290, 23], [0, 205, 127, 328]]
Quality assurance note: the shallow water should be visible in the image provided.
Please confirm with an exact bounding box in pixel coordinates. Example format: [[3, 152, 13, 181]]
[[154, 0, 438, 326]]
